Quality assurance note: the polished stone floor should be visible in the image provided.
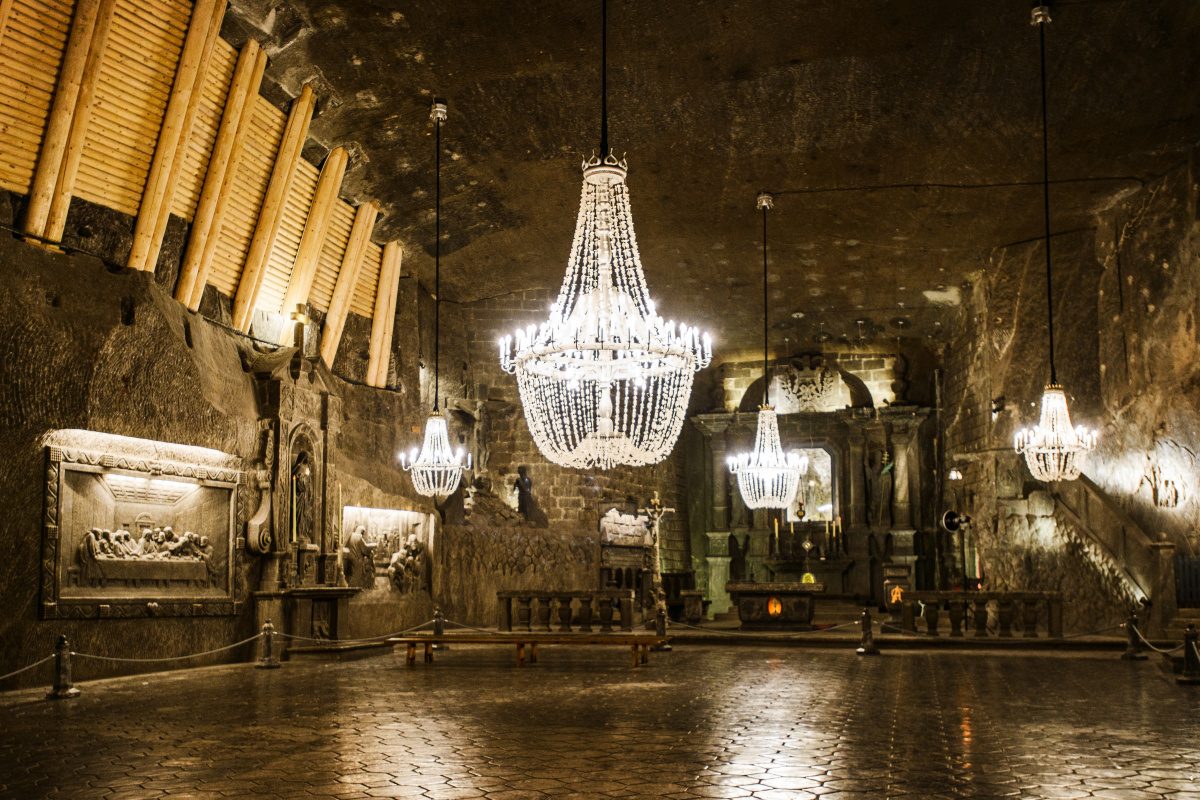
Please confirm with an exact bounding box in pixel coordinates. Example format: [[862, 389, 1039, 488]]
[[0, 646, 1197, 800]]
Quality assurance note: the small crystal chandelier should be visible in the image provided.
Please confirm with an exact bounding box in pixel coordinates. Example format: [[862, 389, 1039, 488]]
[[727, 193, 807, 509], [1013, 5, 1097, 482], [400, 101, 471, 501], [498, 0, 711, 470]]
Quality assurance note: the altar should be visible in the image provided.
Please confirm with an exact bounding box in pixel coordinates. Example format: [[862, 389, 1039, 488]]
[[726, 581, 826, 630]]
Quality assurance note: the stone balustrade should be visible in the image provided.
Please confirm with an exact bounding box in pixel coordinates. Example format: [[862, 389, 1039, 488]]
[[891, 591, 1064, 639], [497, 590, 636, 633]]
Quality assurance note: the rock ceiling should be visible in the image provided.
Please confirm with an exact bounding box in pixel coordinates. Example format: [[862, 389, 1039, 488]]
[[228, 0, 1200, 357]]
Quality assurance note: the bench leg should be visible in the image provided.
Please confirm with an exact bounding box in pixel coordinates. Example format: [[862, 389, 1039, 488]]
[[424, 642, 433, 663], [640, 644, 649, 665], [516, 642, 525, 666], [406, 643, 415, 666], [631, 644, 638, 669], [530, 642, 538, 664]]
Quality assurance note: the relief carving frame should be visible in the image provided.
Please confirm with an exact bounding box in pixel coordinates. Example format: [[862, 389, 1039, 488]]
[[40, 445, 244, 619]]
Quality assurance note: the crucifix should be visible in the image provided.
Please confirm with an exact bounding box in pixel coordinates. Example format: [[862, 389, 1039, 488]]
[[638, 491, 675, 626]]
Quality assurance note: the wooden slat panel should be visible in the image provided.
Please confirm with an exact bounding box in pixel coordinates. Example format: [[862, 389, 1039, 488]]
[[352, 241, 383, 318], [310, 198, 355, 311], [170, 39, 234, 220], [0, 0, 69, 193], [74, 0, 189, 216], [208, 94, 283, 296], [257, 156, 317, 314]]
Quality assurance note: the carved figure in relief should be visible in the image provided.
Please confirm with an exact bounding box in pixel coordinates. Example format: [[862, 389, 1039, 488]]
[[345, 525, 376, 590]]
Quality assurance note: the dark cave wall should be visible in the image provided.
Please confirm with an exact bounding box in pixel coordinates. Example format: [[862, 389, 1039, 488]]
[[943, 164, 1200, 631]]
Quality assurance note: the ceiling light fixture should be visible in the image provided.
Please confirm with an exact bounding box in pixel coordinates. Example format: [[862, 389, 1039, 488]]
[[1013, 4, 1097, 482], [400, 101, 471, 502], [498, 0, 711, 469], [727, 193, 807, 509]]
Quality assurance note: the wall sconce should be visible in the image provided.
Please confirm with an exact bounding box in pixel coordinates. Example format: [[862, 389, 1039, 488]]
[[948, 467, 964, 481]]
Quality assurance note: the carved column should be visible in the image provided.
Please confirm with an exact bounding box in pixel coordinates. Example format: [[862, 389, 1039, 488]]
[[890, 417, 916, 531], [847, 428, 866, 527], [694, 417, 731, 532]]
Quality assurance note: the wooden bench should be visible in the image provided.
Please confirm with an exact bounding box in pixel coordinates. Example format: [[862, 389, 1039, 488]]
[[388, 632, 662, 668]]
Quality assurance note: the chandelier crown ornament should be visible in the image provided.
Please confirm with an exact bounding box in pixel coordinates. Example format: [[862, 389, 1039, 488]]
[[1013, 3, 1098, 482], [497, 0, 711, 470], [726, 192, 806, 509], [400, 100, 470, 502]]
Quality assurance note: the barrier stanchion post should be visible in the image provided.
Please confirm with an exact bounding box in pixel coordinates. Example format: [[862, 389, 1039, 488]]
[[857, 608, 880, 656], [256, 621, 281, 669], [432, 607, 448, 652], [1178, 624, 1200, 685], [652, 608, 671, 652], [1121, 611, 1148, 661], [46, 635, 80, 700]]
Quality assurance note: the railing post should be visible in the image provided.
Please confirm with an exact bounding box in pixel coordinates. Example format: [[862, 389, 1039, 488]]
[[1121, 611, 1148, 661], [1178, 625, 1200, 685], [947, 598, 965, 637], [922, 599, 940, 636], [972, 598, 990, 638], [434, 607, 445, 636], [857, 608, 880, 655], [46, 635, 80, 700], [557, 595, 573, 632], [256, 621, 281, 669]]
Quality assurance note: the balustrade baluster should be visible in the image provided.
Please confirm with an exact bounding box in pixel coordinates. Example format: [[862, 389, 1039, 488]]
[[557, 595, 574, 632], [516, 595, 533, 632], [973, 598, 990, 637], [997, 598, 1015, 637]]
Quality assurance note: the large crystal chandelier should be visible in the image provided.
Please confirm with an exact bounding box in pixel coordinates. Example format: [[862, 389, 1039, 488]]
[[498, 0, 711, 470], [400, 101, 470, 501], [727, 194, 807, 509], [1013, 5, 1097, 482]]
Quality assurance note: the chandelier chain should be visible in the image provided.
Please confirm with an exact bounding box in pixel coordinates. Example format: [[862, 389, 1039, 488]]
[[1037, 12, 1056, 385], [762, 199, 769, 406], [434, 104, 442, 410], [600, 0, 608, 157]]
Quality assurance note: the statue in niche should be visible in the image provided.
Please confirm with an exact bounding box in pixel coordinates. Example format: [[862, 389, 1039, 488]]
[[728, 533, 750, 581], [291, 452, 315, 547], [344, 525, 376, 590], [513, 465, 548, 527], [867, 449, 895, 530]]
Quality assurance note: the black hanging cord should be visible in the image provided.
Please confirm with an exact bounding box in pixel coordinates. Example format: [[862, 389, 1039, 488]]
[[599, 0, 608, 157], [762, 201, 770, 407], [434, 106, 442, 411], [1037, 14, 1056, 385]]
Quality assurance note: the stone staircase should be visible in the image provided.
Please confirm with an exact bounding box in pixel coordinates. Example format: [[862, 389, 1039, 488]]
[[1047, 474, 1178, 636]]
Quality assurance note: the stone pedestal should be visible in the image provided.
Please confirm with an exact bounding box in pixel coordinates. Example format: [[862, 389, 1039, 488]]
[[705, 531, 732, 614], [726, 581, 826, 630]]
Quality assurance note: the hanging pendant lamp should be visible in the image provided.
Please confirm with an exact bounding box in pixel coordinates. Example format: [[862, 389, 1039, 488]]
[[727, 193, 807, 509], [497, 0, 711, 470], [400, 101, 471, 502], [1013, 5, 1097, 482]]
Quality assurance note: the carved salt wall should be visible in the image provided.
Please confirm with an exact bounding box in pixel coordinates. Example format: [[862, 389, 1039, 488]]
[[942, 164, 1200, 632], [435, 516, 597, 628]]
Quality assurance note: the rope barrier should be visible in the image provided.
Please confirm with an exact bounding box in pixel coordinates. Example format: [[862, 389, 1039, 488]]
[[1128, 624, 1185, 654], [0, 654, 54, 683], [71, 633, 263, 664]]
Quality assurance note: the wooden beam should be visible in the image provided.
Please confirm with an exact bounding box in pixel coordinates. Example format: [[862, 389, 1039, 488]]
[[319, 201, 378, 366], [42, 0, 117, 241], [21, 0, 103, 240], [175, 40, 266, 311], [367, 241, 403, 387], [230, 83, 316, 333], [127, 0, 225, 271], [277, 145, 349, 342]]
